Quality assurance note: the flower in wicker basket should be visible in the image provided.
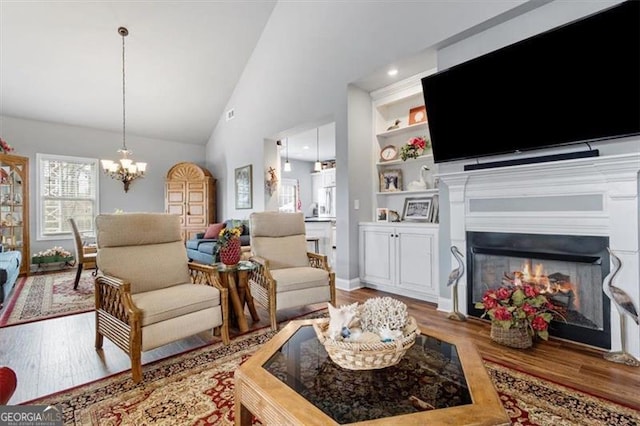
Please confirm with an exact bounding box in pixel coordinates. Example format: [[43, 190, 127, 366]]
[[475, 284, 556, 346]]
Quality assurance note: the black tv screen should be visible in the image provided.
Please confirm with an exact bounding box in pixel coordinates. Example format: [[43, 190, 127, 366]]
[[421, 0, 640, 164]]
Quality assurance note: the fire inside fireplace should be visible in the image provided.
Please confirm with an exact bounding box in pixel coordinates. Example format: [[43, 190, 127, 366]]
[[467, 232, 610, 349]]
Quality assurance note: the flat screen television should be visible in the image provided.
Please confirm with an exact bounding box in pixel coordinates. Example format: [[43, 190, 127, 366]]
[[421, 0, 640, 164]]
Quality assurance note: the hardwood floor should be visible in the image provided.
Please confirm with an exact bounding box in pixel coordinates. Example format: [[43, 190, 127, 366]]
[[1, 287, 639, 409]]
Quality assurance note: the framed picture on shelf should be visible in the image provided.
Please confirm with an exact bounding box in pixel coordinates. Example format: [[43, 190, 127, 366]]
[[376, 208, 388, 222], [235, 164, 253, 209], [408, 105, 427, 125], [379, 169, 402, 192], [402, 196, 432, 222]]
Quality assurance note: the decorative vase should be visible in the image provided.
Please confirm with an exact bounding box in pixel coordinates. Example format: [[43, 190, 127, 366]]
[[219, 237, 241, 266], [490, 323, 532, 349]]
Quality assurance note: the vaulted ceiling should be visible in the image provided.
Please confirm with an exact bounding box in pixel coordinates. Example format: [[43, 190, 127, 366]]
[[0, 1, 276, 145]]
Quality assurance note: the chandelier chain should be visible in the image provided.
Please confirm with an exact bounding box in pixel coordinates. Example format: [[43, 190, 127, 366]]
[[122, 30, 126, 152]]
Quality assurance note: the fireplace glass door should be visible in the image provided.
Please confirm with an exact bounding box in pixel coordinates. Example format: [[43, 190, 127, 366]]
[[467, 232, 610, 349]]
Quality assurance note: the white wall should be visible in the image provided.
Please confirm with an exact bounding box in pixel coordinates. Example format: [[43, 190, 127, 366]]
[[204, 1, 526, 283], [1, 115, 206, 256]]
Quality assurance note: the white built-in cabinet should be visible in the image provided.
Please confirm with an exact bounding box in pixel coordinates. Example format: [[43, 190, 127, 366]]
[[358, 71, 440, 302], [359, 223, 439, 302]]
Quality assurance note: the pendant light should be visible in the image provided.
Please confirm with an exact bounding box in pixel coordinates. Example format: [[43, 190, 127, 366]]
[[314, 127, 322, 172], [284, 137, 292, 172], [100, 27, 147, 192]]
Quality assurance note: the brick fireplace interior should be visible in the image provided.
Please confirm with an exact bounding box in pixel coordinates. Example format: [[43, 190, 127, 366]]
[[466, 231, 610, 349]]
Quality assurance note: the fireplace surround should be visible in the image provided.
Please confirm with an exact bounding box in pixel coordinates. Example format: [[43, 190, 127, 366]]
[[439, 152, 640, 357]]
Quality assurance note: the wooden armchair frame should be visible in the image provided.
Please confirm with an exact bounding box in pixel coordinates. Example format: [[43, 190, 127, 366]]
[[248, 251, 335, 331], [95, 262, 229, 383]]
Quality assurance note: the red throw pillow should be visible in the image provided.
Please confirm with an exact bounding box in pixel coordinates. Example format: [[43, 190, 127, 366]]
[[203, 223, 225, 239]]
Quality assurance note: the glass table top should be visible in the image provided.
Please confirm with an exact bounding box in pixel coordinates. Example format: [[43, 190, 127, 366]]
[[262, 325, 472, 424], [212, 260, 256, 272]]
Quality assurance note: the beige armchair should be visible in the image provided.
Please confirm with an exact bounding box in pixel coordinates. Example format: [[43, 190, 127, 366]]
[[248, 211, 335, 330], [94, 213, 229, 383]]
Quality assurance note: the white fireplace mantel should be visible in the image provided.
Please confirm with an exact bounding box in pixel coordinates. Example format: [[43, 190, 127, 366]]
[[438, 152, 640, 357]]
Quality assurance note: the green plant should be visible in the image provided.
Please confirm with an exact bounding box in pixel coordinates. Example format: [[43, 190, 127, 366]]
[[475, 284, 556, 340]]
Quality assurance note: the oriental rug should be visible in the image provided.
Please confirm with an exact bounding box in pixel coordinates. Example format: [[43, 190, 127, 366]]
[[0, 269, 94, 327], [24, 321, 640, 426]]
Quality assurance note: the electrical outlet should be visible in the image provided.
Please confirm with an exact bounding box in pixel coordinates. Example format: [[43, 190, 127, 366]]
[[354, 199, 359, 210], [226, 108, 235, 121]]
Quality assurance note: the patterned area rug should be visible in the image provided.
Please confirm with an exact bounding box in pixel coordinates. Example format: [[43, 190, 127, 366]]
[[24, 319, 640, 426], [0, 269, 94, 327]]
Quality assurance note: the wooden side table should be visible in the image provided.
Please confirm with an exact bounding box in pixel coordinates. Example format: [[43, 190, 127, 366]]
[[214, 261, 259, 333]]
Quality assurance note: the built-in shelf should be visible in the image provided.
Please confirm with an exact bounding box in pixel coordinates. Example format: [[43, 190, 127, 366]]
[[376, 153, 433, 166], [376, 122, 427, 140], [376, 188, 438, 196]]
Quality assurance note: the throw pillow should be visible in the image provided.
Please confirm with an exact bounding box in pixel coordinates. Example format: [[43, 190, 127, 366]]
[[203, 222, 225, 239]]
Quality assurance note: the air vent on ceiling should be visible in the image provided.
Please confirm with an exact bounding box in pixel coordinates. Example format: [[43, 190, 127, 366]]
[[226, 108, 235, 121]]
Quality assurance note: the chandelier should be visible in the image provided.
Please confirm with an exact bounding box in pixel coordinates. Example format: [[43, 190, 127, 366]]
[[101, 27, 147, 193]]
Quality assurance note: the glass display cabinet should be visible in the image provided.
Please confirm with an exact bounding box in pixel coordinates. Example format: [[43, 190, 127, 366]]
[[0, 153, 29, 276]]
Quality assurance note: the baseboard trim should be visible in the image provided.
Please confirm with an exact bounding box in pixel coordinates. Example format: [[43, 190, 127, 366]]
[[336, 277, 363, 291]]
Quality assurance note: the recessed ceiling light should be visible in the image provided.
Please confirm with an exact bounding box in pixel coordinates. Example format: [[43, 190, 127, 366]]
[[387, 68, 398, 76], [303, 145, 310, 150]]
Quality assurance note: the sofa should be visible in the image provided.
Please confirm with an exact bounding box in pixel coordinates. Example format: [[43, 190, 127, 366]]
[[186, 219, 250, 265], [0, 250, 21, 309]]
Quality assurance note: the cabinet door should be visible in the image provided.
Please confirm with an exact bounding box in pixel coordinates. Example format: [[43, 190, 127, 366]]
[[322, 168, 336, 187], [359, 225, 395, 286], [396, 227, 437, 295], [186, 181, 207, 227], [166, 181, 186, 225]]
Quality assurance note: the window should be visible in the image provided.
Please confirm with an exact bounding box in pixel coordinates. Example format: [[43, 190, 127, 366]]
[[37, 154, 99, 240], [278, 178, 299, 213]]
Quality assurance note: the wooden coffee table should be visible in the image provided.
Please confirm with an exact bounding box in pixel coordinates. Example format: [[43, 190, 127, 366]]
[[235, 319, 510, 425]]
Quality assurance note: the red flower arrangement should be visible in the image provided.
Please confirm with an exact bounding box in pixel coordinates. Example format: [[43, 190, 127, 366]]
[[475, 284, 556, 341], [399, 136, 429, 161]]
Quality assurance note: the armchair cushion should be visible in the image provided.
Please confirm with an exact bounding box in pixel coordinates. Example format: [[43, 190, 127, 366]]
[[132, 283, 221, 326], [99, 242, 190, 294], [250, 212, 308, 269], [96, 214, 190, 294], [251, 235, 308, 269], [271, 267, 330, 292]]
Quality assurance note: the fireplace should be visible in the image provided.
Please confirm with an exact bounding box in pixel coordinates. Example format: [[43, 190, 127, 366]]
[[466, 231, 610, 349]]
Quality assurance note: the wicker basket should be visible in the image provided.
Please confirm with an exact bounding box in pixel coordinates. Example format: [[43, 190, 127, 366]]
[[490, 323, 532, 349], [313, 316, 420, 370]]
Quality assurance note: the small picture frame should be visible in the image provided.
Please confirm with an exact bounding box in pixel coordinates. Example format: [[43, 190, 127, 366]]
[[379, 169, 403, 192], [402, 196, 433, 222], [376, 208, 388, 222], [235, 164, 253, 209], [408, 105, 427, 125]]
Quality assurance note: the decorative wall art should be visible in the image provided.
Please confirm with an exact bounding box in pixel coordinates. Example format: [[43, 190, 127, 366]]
[[235, 164, 253, 209]]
